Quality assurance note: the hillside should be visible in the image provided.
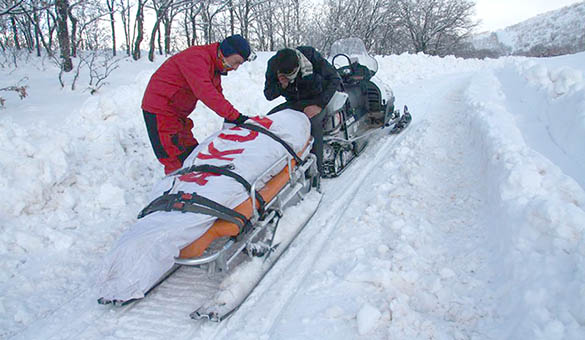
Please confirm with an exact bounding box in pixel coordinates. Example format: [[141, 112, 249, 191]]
[[469, 1, 585, 57]]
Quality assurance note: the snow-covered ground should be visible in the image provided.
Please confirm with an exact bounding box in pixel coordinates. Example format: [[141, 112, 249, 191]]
[[1, 48, 584, 339]]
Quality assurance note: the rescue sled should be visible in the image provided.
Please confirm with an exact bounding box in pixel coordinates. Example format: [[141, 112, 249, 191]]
[[322, 38, 412, 177], [96, 110, 321, 321], [178, 137, 321, 321]]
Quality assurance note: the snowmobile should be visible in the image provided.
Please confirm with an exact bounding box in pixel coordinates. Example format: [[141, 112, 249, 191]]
[[322, 38, 411, 177]]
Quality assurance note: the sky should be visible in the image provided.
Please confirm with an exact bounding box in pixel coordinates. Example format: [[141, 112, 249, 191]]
[[474, 0, 584, 31]]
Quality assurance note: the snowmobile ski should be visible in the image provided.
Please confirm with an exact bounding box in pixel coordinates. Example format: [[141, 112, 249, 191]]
[[389, 106, 412, 134]]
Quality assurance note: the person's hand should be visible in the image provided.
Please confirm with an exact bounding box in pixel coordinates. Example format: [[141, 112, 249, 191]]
[[303, 105, 322, 118], [277, 74, 289, 89], [226, 114, 249, 125]]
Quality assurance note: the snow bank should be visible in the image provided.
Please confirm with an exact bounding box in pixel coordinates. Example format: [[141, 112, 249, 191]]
[[0, 66, 161, 336], [513, 60, 585, 187], [463, 67, 585, 339], [375, 53, 501, 86]]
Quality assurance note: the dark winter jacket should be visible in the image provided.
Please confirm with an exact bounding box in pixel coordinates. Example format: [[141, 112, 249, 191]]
[[264, 46, 341, 108]]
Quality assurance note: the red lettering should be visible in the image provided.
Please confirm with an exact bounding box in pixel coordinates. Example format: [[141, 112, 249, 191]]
[[179, 172, 220, 185], [219, 128, 259, 142], [251, 116, 273, 129], [197, 141, 244, 161], [218, 117, 274, 142]]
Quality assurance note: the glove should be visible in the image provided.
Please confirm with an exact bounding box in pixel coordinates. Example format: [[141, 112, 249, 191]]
[[226, 114, 249, 125]]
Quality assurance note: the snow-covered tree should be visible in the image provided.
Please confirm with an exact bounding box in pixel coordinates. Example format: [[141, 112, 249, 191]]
[[393, 0, 477, 55]]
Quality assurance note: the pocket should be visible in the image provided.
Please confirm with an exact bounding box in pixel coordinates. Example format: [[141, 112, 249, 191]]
[[169, 88, 196, 114]]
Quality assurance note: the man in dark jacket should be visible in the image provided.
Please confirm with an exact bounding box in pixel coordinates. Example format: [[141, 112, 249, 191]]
[[264, 46, 341, 175], [142, 34, 255, 175]]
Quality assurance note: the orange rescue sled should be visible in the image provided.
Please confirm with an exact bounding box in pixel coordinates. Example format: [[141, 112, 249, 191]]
[[175, 140, 317, 272]]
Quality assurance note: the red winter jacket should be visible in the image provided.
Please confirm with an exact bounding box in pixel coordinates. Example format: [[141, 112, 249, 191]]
[[141, 42, 240, 121]]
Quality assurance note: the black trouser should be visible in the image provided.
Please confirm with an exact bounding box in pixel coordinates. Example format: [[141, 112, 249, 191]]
[[143, 110, 196, 174], [267, 101, 325, 175]]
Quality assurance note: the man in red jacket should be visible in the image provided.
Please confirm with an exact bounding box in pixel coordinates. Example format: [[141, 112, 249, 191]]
[[141, 34, 255, 174]]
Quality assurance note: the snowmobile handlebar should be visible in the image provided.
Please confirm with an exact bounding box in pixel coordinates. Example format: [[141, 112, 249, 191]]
[[331, 53, 355, 76]]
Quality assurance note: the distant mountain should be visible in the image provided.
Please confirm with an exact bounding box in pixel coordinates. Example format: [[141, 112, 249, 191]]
[[465, 1, 585, 58]]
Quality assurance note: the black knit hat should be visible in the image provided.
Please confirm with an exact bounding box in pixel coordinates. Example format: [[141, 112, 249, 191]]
[[220, 34, 251, 60], [275, 48, 299, 74]]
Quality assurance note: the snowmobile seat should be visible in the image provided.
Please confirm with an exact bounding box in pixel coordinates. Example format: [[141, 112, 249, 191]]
[[337, 61, 374, 86]]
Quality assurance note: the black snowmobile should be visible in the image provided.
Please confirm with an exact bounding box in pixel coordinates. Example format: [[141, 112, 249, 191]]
[[321, 38, 411, 177]]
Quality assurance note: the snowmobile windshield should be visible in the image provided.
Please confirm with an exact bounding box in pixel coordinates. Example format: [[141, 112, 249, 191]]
[[329, 38, 378, 75]]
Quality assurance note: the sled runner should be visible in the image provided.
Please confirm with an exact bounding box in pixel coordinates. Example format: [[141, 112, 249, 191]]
[[96, 110, 321, 318], [322, 38, 412, 177]]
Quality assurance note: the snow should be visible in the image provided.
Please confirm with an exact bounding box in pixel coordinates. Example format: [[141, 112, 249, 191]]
[[1, 48, 585, 339], [357, 303, 382, 335]]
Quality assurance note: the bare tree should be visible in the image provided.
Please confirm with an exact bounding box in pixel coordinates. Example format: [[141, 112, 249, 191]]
[[67, 2, 77, 55], [227, 0, 234, 35], [84, 49, 120, 93], [30, 2, 45, 56], [55, 0, 73, 71], [312, 0, 389, 53], [394, 0, 477, 55], [116, 0, 132, 55], [105, 0, 116, 55], [181, 2, 202, 47], [9, 15, 20, 49], [252, 0, 276, 50], [199, 0, 229, 44], [131, 0, 147, 60], [147, 0, 193, 61], [0, 81, 28, 108], [10, 0, 58, 57], [0, 0, 25, 17], [68, 1, 109, 57], [232, 0, 262, 40], [44, 5, 58, 52]]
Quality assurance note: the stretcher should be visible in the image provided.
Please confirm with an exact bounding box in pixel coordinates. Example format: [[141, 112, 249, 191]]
[[176, 139, 316, 273]]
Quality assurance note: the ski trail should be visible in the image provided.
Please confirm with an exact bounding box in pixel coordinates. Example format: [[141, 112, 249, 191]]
[[10, 265, 223, 340], [100, 267, 223, 340], [207, 73, 497, 339]]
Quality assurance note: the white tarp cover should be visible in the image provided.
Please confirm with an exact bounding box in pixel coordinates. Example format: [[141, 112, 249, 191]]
[[96, 109, 311, 302]]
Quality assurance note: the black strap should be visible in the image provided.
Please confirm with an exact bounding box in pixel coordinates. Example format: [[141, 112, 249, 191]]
[[137, 191, 250, 233], [238, 122, 303, 164], [175, 164, 266, 215]]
